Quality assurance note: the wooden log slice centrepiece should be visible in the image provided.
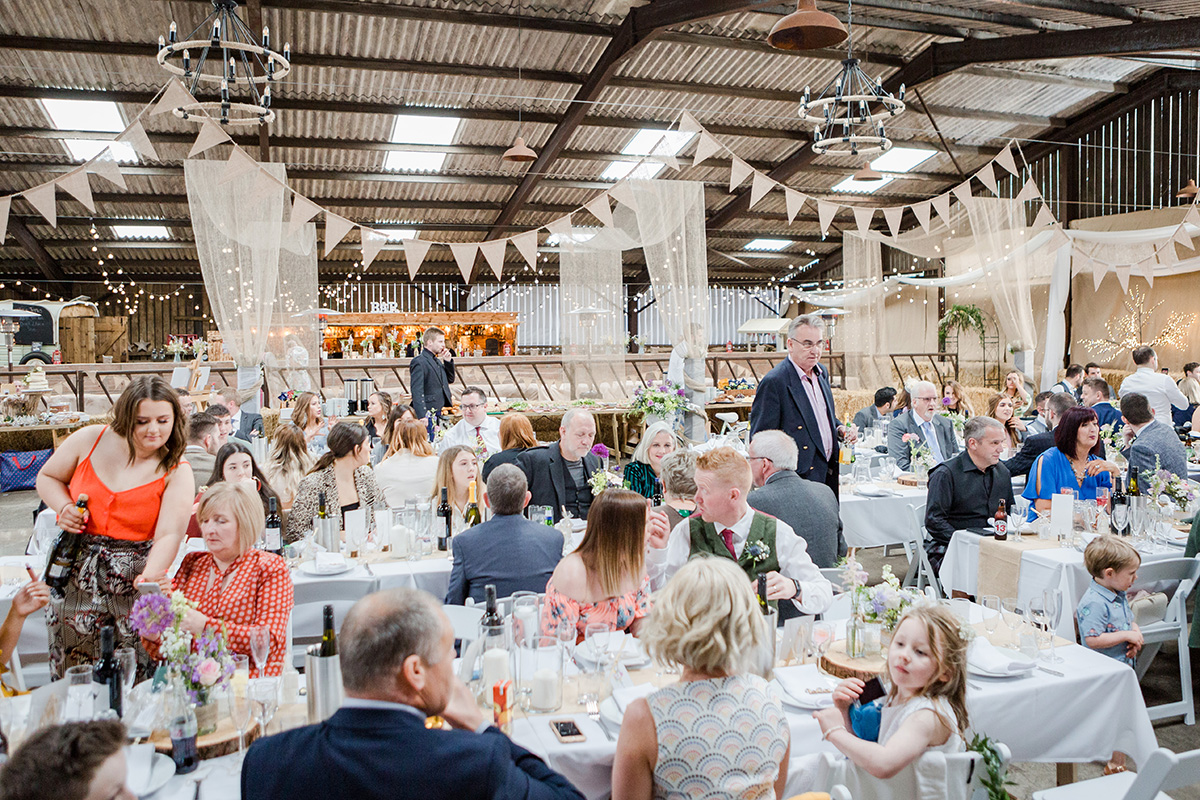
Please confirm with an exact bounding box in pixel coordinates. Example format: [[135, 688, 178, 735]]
[[818, 640, 886, 682], [896, 473, 927, 487], [152, 714, 263, 760]]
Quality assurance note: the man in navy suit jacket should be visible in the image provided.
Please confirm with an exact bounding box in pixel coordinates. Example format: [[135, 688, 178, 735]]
[[1082, 377, 1122, 431], [446, 465, 564, 605], [750, 315, 856, 499], [243, 588, 584, 800]]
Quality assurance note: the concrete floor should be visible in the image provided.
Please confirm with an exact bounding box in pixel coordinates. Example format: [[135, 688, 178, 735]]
[[1, 488, 1196, 797]]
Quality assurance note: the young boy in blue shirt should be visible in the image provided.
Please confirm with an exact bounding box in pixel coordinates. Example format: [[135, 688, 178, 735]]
[[1076, 535, 1143, 773]]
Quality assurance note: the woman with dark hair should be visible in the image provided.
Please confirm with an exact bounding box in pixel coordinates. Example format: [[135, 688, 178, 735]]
[[285, 422, 382, 543], [0, 719, 133, 800], [540, 488, 669, 641], [1022, 405, 1120, 521], [35, 376, 193, 679], [206, 441, 280, 509], [481, 412, 538, 481], [364, 390, 393, 441], [986, 392, 1027, 449], [382, 403, 418, 458]]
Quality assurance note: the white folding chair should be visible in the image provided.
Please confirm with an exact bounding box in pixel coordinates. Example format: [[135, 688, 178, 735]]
[[0, 599, 27, 693], [444, 604, 484, 643], [1031, 746, 1200, 800], [1130, 556, 1200, 724], [289, 575, 379, 668], [900, 503, 943, 599], [812, 742, 1008, 800], [820, 567, 852, 621], [465, 590, 544, 618]]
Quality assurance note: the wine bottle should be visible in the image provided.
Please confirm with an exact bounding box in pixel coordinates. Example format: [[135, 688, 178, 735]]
[[757, 574, 769, 615], [482, 584, 503, 628], [651, 476, 664, 506], [93, 625, 122, 718], [44, 494, 89, 599], [463, 481, 482, 528], [264, 496, 283, 555], [993, 499, 1008, 541], [319, 604, 337, 657], [168, 672, 198, 774], [317, 490, 328, 520], [437, 487, 452, 551], [1110, 476, 1129, 536], [1128, 467, 1140, 497]]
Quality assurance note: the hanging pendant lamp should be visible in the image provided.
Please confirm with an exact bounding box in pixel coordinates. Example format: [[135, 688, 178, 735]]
[[1176, 179, 1197, 198], [852, 162, 884, 181], [503, 136, 538, 163], [768, 0, 847, 51]]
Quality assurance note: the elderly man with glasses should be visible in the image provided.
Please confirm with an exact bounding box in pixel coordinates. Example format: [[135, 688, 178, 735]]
[[886, 379, 959, 471], [438, 386, 502, 460], [750, 315, 856, 499]]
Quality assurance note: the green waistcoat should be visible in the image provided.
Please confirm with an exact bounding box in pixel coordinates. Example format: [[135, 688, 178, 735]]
[[688, 513, 781, 610]]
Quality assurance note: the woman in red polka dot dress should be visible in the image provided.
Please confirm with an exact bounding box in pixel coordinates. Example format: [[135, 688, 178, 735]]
[[150, 481, 293, 677]]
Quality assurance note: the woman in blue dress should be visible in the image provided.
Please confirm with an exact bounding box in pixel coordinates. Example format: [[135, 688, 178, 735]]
[[1023, 405, 1121, 521]]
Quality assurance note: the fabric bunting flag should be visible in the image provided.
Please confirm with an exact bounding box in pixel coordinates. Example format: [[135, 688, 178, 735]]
[[584, 194, 613, 228], [692, 133, 722, 167], [728, 157, 753, 193], [749, 172, 776, 210], [545, 214, 573, 237], [288, 195, 322, 235], [220, 147, 260, 185], [651, 152, 679, 171], [1090, 258, 1107, 292], [1033, 203, 1055, 229], [976, 163, 998, 196], [1186, 205, 1200, 226], [1114, 265, 1131, 292], [1172, 223, 1195, 250], [56, 168, 95, 213], [119, 120, 159, 161], [250, 167, 280, 200], [189, 118, 231, 157], [852, 206, 875, 233], [784, 188, 807, 224], [450, 242, 479, 283], [817, 200, 838, 235], [995, 144, 1019, 176], [511, 229, 539, 269], [151, 79, 196, 116], [1015, 177, 1040, 203], [951, 181, 973, 206], [882, 206, 904, 238], [912, 201, 932, 234], [0, 197, 9, 244], [323, 212, 356, 257], [401, 238, 432, 280], [86, 149, 127, 189], [480, 239, 507, 280], [23, 181, 57, 228], [677, 111, 703, 136], [932, 193, 952, 228], [608, 181, 636, 210], [359, 228, 388, 270]]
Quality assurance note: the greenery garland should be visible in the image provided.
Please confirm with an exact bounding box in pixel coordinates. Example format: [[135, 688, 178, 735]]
[[967, 733, 1013, 800], [938, 304, 988, 350]]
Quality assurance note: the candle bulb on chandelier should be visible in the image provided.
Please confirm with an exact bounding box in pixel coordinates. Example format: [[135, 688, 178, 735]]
[[262, 26, 270, 47], [158, 35, 165, 49], [228, 57, 236, 82], [283, 42, 291, 61], [169, 21, 177, 43], [182, 49, 190, 73], [211, 19, 221, 41]]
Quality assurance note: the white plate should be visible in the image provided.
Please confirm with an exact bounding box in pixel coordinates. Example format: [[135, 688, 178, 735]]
[[967, 646, 1036, 678], [600, 696, 623, 728], [773, 668, 839, 710], [297, 560, 353, 577], [130, 753, 175, 797]]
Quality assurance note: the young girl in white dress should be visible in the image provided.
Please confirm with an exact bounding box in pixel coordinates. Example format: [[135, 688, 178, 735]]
[[813, 604, 969, 780]]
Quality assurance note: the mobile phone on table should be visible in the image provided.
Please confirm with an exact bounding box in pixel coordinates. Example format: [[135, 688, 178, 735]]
[[857, 677, 886, 705], [136, 582, 162, 595], [550, 719, 586, 743]]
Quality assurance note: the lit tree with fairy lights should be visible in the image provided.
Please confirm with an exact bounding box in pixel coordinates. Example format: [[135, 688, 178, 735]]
[[1079, 287, 1196, 360]]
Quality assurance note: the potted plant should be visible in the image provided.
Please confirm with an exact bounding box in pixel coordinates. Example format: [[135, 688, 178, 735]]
[[938, 304, 987, 350]]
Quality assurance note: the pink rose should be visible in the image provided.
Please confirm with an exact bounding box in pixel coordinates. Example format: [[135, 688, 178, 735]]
[[197, 658, 222, 687], [901, 433, 917, 443]]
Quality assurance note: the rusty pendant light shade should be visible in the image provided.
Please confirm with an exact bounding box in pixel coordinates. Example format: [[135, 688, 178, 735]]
[[1176, 179, 1198, 198], [768, 0, 848, 51], [502, 136, 538, 163], [852, 162, 884, 181]]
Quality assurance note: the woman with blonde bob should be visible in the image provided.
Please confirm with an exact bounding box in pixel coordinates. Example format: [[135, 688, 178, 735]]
[[612, 556, 790, 800]]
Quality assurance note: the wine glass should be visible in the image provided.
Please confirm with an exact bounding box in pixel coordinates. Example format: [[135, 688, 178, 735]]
[[1000, 598, 1021, 645], [1042, 589, 1064, 663], [1095, 486, 1110, 514], [227, 680, 254, 764], [249, 678, 279, 736], [981, 595, 1001, 637], [114, 647, 137, 716], [249, 626, 271, 677], [1026, 598, 1051, 657], [811, 622, 834, 673]]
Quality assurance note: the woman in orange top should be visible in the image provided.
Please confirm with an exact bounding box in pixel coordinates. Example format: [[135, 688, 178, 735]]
[[147, 482, 293, 677], [36, 376, 193, 679]]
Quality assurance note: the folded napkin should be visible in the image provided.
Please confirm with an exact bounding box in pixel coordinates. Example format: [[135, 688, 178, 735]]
[[854, 485, 891, 498], [314, 552, 347, 574], [612, 682, 657, 713], [968, 638, 1035, 676], [582, 632, 647, 665], [774, 664, 837, 707]]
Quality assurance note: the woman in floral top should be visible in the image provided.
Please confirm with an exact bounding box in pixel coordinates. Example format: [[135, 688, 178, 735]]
[[540, 488, 670, 642]]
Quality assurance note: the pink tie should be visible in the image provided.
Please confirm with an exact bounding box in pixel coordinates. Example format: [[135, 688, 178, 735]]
[[475, 426, 485, 452], [720, 528, 736, 558]]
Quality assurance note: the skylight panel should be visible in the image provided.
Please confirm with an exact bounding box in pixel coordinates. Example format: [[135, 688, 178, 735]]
[[380, 226, 418, 242], [621, 129, 694, 157], [546, 230, 597, 247], [600, 160, 665, 182], [41, 98, 138, 163], [870, 146, 936, 173], [384, 152, 448, 173], [832, 175, 895, 194], [112, 224, 170, 240], [64, 140, 138, 163], [744, 238, 792, 251], [388, 114, 459, 145]]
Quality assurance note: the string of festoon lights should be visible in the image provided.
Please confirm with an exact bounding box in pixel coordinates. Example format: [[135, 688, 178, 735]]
[[87, 222, 196, 318]]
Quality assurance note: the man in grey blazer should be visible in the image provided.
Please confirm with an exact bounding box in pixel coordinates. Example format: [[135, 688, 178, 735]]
[[887, 380, 959, 471], [746, 430, 845, 570], [445, 465, 564, 606], [1119, 392, 1188, 480]]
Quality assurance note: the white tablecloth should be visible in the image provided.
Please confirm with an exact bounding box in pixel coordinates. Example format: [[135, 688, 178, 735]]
[[939, 532, 1179, 637], [839, 485, 927, 548]]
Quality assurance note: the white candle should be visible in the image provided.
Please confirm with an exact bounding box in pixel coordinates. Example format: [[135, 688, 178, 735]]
[[390, 524, 411, 556], [513, 607, 537, 647], [481, 649, 511, 690], [530, 668, 560, 711]]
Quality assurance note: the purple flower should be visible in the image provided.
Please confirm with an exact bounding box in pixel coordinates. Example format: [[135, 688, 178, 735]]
[[130, 593, 173, 637], [591, 443, 610, 458], [942, 397, 953, 406]]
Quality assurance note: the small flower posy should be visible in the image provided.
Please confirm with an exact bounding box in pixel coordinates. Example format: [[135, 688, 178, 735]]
[[590, 443, 611, 460], [630, 380, 688, 419], [1146, 455, 1197, 511], [130, 589, 237, 704], [588, 468, 626, 497], [901, 433, 935, 471], [745, 541, 771, 565]]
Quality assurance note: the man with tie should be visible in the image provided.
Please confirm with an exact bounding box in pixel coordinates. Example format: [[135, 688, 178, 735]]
[[409, 327, 455, 421], [750, 315, 857, 499], [646, 446, 832, 617], [887, 379, 959, 471], [217, 387, 264, 443], [437, 386, 501, 460]]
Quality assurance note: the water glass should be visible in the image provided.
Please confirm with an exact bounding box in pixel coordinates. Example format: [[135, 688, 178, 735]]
[[511, 595, 540, 648], [1000, 597, 1022, 644], [64, 665, 94, 722], [249, 625, 271, 677], [249, 677, 279, 736], [811, 621, 834, 672], [517, 637, 562, 713], [1042, 589, 1064, 663], [227, 680, 254, 760], [1095, 486, 1110, 513], [115, 647, 137, 715], [981, 596, 1000, 636], [1026, 598, 1052, 654], [415, 502, 434, 557]]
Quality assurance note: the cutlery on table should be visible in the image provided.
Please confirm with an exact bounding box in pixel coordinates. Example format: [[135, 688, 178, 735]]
[[1036, 665, 1064, 678], [193, 774, 206, 800], [586, 700, 613, 741], [363, 562, 374, 577]]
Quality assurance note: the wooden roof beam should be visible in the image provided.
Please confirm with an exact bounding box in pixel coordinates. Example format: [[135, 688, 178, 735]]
[[7, 218, 73, 296]]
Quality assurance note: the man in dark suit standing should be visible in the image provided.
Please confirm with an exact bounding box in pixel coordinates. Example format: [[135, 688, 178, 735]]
[[242, 587, 584, 800], [409, 326, 455, 421], [517, 409, 600, 522], [445, 465, 564, 605], [750, 315, 856, 499]]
